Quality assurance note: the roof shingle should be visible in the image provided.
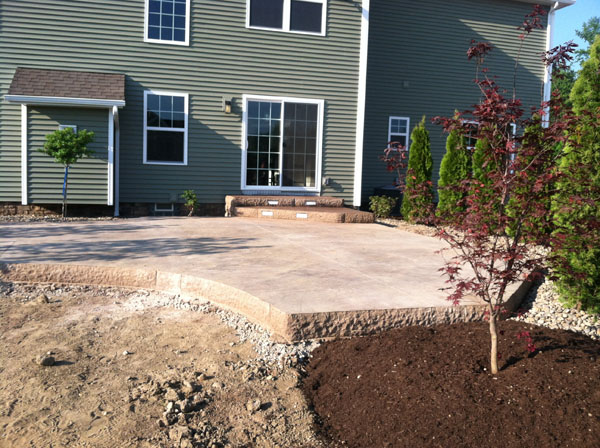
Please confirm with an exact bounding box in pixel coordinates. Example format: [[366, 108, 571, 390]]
[[8, 67, 125, 101]]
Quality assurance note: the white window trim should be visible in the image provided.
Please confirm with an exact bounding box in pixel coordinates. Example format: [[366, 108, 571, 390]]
[[143, 90, 189, 166], [241, 94, 324, 193], [461, 119, 479, 150], [59, 124, 77, 132], [388, 116, 410, 151], [144, 0, 191, 46], [245, 0, 327, 37]]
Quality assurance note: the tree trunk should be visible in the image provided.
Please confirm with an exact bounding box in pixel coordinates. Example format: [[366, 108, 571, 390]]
[[489, 311, 499, 374]]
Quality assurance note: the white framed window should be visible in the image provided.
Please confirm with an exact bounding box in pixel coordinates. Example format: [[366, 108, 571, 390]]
[[143, 90, 189, 165], [388, 116, 410, 151], [463, 121, 517, 151], [246, 0, 327, 36], [241, 94, 324, 191], [144, 0, 190, 46], [59, 124, 77, 133], [462, 120, 479, 150]]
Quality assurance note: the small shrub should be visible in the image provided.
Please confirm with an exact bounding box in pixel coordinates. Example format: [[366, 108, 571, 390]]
[[401, 117, 434, 223], [181, 189, 199, 216], [369, 195, 397, 218], [437, 129, 470, 219]]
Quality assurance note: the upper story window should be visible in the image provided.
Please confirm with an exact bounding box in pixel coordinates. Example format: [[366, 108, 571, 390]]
[[145, 0, 190, 46], [247, 0, 326, 36], [143, 91, 189, 165], [388, 117, 410, 150]]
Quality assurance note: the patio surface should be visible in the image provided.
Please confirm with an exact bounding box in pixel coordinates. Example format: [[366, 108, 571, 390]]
[[0, 217, 526, 340]]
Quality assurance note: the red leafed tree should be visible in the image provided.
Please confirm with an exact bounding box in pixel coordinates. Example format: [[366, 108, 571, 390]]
[[433, 5, 600, 374]]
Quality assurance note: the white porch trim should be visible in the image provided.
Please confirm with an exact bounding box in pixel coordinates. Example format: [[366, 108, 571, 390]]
[[21, 104, 28, 205], [113, 106, 120, 217], [107, 108, 115, 206], [352, 0, 370, 207], [5, 95, 125, 108]]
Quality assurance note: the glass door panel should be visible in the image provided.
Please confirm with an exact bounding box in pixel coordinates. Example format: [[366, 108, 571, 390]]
[[246, 100, 281, 186], [282, 102, 318, 187]]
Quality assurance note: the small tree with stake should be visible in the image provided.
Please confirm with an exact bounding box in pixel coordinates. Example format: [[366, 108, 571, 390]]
[[433, 5, 599, 375], [38, 127, 95, 217]]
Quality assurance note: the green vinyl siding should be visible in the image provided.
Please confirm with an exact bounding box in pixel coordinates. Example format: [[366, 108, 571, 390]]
[[0, 101, 22, 202], [361, 0, 549, 203], [0, 0, 361, 204], [27, 107, 109, 204]]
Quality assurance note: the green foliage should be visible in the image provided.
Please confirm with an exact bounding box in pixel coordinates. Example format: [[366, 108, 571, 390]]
[[401, 117, 434, 223], [181, 189, 199, 216], [570, 34, 600, 114], [436, 130, 470, 218], [506, 121, 554, 238], [552, 40, 600, 313], [574, 16, 600, 65], [38, 127, 95, 166], [37, 127, 95, 218], [552, 67, 576, 108], [472, 137, 494, 184], [369, 195, 397, 218]]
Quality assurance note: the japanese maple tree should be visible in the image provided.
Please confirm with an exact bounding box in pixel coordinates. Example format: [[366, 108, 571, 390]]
[[433, 5, 599, 374]]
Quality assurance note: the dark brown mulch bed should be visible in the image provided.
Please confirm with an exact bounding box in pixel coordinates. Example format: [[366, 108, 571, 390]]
[[302, 321, 600, 448]]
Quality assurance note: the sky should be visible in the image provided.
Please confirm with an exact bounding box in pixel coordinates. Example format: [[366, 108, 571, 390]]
[[554, 0, 600, 67]]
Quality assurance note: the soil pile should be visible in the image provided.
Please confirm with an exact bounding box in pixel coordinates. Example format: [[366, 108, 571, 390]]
[[302, 321, 600, 448]]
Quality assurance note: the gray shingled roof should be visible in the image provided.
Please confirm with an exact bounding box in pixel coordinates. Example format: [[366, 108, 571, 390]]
[[8, 67, 125, 101]]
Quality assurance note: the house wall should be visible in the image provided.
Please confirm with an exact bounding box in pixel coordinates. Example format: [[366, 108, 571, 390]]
[[361, 0, 549, 204], [27, 107, 109, 204], [0, 0, 362, 206]]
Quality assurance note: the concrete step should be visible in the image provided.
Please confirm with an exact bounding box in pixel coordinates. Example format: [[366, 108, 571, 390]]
[[232, 206, 374, 223], [225, 195, 344, 213]]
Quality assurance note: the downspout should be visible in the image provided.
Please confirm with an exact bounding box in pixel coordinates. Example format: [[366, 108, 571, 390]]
[[542, 2, 558, 126], [352, 0, 370, 207], [113, 105, 120, 217]]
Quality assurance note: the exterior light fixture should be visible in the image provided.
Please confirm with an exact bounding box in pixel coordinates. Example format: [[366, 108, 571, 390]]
[[223, 96, 232, 114]]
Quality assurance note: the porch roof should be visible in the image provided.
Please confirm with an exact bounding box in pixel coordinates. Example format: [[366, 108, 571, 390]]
[[5, 67, 125, 108]]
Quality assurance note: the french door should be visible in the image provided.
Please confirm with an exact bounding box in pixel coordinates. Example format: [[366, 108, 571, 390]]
[[243, 96, 323, 191]]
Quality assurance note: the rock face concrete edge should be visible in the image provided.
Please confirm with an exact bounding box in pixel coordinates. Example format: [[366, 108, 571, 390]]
[[0, 262, 531, 343]]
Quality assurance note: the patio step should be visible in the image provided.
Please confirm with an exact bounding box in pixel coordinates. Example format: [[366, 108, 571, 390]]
[[232, 206, 374, 223], [226, 194, 344, 210]]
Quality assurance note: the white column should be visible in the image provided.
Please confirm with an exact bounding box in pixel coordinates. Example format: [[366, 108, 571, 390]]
[[21, 104, 28, 205], [353, 0, 370, 207], [107, 108, 114, 206], [113, 106, 120, 217]]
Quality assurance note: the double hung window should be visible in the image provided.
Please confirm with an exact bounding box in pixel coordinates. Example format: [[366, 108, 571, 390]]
[[388, 117, 410, 151], [144, 91, 188, 165], [248, 0, 326, 35], [145, 0, 190, 45]]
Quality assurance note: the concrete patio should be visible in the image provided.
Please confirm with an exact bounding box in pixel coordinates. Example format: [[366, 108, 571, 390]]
[[0, 217, 527, 341]]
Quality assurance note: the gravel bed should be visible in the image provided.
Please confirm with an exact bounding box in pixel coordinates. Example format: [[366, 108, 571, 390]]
[[0, 215, 117, 223], [375, 217, 438, 237], [0, 281, 319, 367], [511, 278, 600, 340]]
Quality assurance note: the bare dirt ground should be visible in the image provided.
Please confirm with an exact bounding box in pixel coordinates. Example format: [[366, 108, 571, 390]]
[[0, 282, 322, 448]]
